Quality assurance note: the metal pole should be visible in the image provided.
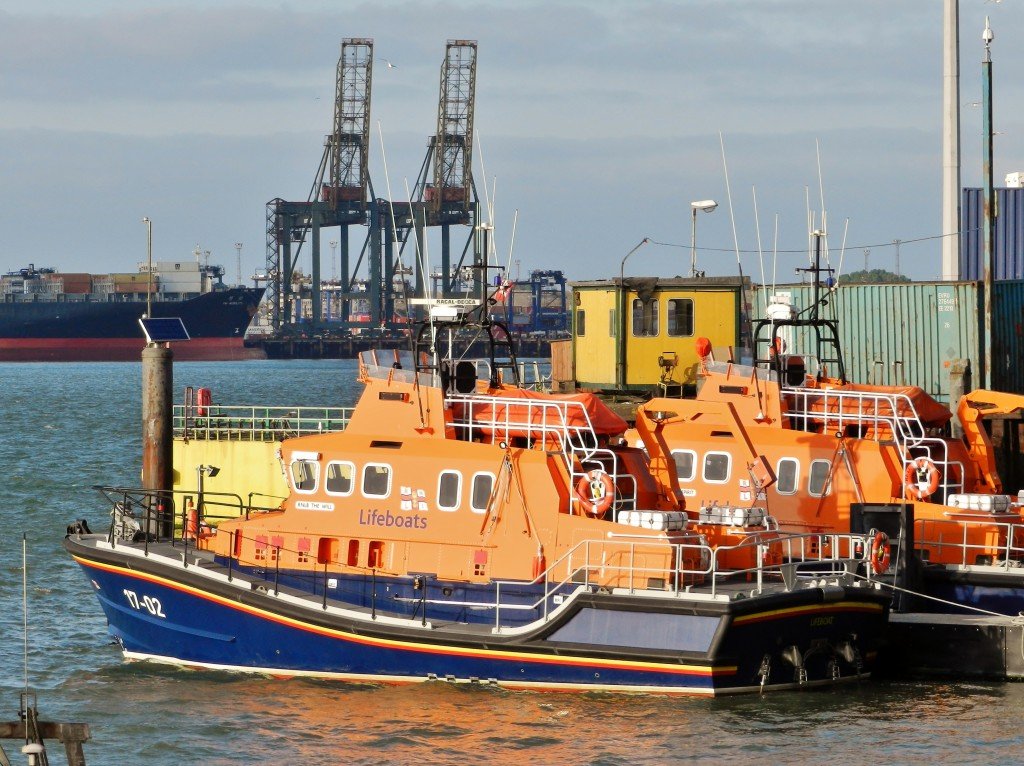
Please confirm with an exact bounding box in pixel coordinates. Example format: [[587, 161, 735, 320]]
[[982, 17, 995, 391], [142, 217, 152, 317], [690, 207, 698, 277], [141, 344, 173, 538], [617, 238, 650, 389], [941, 0, 962, 280]]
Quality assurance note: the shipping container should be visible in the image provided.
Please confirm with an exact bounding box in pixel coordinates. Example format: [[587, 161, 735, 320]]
[[753, 279, 1024, 402], [961, 187, 1024, 279]]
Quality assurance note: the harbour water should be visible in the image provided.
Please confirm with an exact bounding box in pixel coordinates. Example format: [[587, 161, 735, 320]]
[[2, 360, 1024, 764]]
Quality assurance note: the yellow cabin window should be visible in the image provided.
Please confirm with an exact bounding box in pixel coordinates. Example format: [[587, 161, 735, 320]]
[[575, 309, 586, 337], [631, 299, 659, 337], [667, 299, 694, 337]]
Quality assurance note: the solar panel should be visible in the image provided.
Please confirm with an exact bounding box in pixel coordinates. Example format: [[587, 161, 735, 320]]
[[138, 317, 191, 343]]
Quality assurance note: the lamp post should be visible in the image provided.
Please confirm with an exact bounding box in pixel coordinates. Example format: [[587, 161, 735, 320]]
[[142, 216, 153, 317], [982, 15, 995, 390], [617, 237, 650, 389], [329, 239, 338, 281], [234, 242, 243, 286], [689, 199, 718, 277]]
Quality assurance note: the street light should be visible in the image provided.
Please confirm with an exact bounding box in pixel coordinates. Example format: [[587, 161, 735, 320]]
[[617, 237, 651, 389], [329, 239, 338, 281], [142, 216, 152, 317], [689, 199, 718, 277]]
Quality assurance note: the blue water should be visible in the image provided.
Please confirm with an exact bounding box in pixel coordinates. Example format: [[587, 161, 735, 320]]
[[2, 360, 1023, 765]]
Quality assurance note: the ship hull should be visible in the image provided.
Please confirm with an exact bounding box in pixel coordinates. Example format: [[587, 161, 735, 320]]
[[67, 536, 889, 695], [0, 337, 264, 362], [0, 287, 265, 362]]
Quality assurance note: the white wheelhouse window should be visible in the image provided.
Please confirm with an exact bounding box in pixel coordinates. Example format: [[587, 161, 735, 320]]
[[702, 452, 731, 484], [324, 461, 355, 496], [437, 470, 462, 511], [671, 449, 697, 482], [776, 458, 799, 495], [361, 463, 392, 499], [808, 459, 832, 497], [290, 459, 319, 494], [470, 472, 496, 514]]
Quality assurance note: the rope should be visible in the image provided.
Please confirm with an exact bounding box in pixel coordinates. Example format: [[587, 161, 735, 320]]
[[850, 568, 1023, 620]]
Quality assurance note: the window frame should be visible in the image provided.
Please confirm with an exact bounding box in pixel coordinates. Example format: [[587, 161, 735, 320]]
[[289, 459, 319, 495], [702, 451, 732, 484], [470, 471, 496, 514], [631, 298, 660, 337], [808, 459, 832, 497], [437, 470, 462, 512], [324, 460, 356, 497], [775, 458, 800, 495], [575, 309, 586, 337], [361, 462, 393, 499], [671, 449, 697, 482], [666, 298, 695, 337]]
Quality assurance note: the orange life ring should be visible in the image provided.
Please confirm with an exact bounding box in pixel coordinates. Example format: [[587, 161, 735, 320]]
[[903, 457, 940, 500], [575, 469, 615, 516], [869, 529, 891, 574]]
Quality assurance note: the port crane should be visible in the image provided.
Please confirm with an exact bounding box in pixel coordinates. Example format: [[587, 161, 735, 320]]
[[263, 38, 481, 334]]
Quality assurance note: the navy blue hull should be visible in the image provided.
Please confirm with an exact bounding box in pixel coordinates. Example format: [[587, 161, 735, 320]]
[[0, 287, 263, 339], [68, 538, 890, 695]]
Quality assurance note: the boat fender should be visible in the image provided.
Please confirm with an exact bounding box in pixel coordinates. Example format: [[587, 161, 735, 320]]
[[532, 553, 547, 580], [197, 387, 212, 417], [575, 470, 614, 516], [868, 529, 891, 575], [903, 457, 940, 501]]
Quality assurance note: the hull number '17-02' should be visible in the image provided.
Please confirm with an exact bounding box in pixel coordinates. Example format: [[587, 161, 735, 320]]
[[123, 588, 166, 618]]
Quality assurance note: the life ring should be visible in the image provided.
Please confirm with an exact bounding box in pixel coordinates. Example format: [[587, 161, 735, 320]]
[[575, 469, 615, 516], [868, 529, 891, 574], [903, 457, 940, 500]]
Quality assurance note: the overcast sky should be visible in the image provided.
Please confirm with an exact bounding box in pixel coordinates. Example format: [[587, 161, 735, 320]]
[[1, 0, 1021, 286]]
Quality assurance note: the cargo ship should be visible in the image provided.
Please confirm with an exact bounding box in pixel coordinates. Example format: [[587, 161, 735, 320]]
[[0, 262, 266, 361]]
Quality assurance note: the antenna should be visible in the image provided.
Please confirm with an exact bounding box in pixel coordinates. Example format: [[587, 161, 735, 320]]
[[23, 533, 28, 699], [772, 213, 779, 296], [752, 186, 769, 312], [719, 132, 750, 347]]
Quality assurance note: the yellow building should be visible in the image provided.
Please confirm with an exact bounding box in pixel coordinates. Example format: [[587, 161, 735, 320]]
[[572, 276, 749, 395]]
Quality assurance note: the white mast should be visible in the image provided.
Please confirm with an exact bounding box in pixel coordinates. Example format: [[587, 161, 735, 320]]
[[942, 0, 962, 280]]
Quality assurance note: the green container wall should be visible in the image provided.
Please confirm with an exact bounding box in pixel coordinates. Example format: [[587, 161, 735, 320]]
[[753, 282, 982, 404]]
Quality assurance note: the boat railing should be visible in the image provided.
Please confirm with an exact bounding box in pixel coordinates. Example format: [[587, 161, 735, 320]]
[[779, 387, 964, 495], [446, 393, 601, 456], [914, 515, 1024, 568], [517, 361, 552, 392], [91, 485, 282, 559], [491, 530, 879, 631], [174, 404, 353, 441]]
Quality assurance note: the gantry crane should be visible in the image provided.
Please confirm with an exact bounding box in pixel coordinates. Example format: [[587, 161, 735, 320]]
[[263, 38, 480, 334]]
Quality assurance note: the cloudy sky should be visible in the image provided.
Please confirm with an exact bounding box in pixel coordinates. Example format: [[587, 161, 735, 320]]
[[1, 0, 1021, 286]]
